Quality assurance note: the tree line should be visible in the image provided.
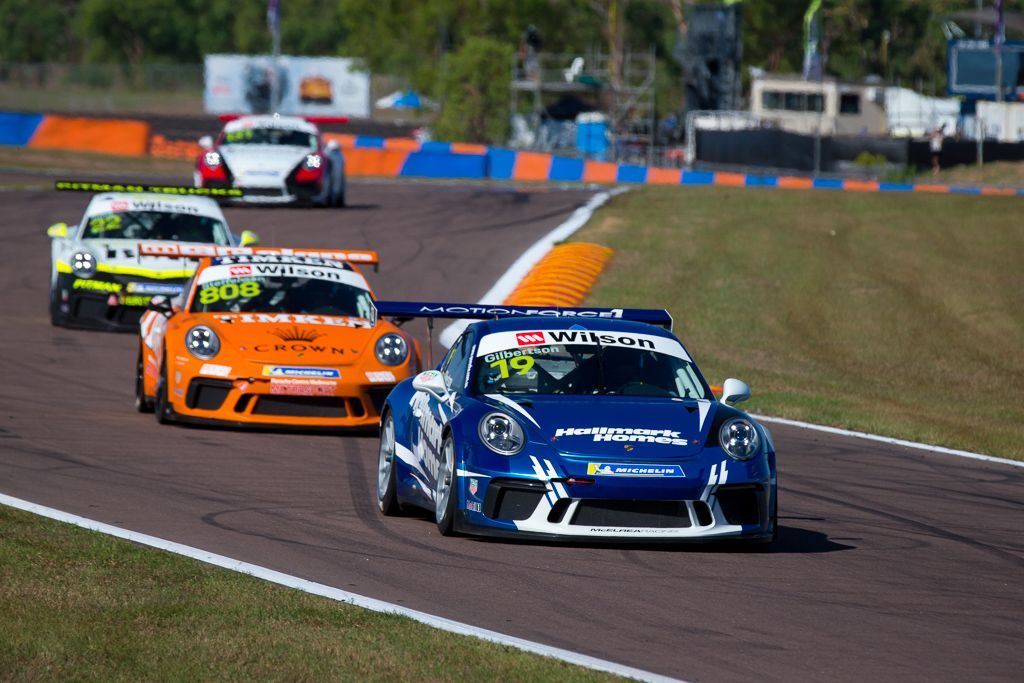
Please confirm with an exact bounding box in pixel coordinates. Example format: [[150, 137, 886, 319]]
[[0, 0, 997, 141]]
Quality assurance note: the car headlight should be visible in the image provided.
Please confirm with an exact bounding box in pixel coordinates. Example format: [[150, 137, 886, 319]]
[[185, 325, 220, 360], [374, 333, 408, 366], [304, 153, 322, 169], [719, 418, 760, 461], [204, 151, 222, 167], [478, 412, 525, 456], [70, 249, 97, 278]]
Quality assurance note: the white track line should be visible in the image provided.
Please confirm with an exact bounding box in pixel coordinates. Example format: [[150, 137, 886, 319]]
[[0, 492, 682, 683], [753, 415, 1023, 468], [438, 188, 627, 348]]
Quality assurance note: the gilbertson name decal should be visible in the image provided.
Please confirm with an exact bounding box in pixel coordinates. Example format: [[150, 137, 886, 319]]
[[555, 426, 688, 447]]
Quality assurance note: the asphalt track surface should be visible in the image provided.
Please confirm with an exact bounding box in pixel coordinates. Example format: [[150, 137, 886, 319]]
[[1, 178, 1022, 682]]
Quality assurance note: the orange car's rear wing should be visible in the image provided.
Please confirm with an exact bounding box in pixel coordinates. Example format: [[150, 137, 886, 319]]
[[137, 243, 379, 269]]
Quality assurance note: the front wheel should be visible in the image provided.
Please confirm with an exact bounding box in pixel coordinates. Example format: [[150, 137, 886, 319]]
[[377, 414, 401, 515], [434, 434, 459, 536]]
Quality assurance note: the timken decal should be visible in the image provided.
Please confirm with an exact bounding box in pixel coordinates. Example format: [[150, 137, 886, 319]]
[[555, 426, 688, 447]]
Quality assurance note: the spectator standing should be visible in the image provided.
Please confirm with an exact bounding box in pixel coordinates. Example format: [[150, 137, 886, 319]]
[[930, 125, 944, 175]]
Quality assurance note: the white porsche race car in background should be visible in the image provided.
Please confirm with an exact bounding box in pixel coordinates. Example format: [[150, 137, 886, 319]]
[[195, 114, 346, 207], [47, 191, 257, 332]]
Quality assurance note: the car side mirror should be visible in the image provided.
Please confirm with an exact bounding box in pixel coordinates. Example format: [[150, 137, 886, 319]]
[[412, 370, 449, 400], [47, 223, 69, 238], [720, 378, 751, 405], [238, 230, 260, 247], [198, 135, 214, 149], [147, 295, 174, 317]]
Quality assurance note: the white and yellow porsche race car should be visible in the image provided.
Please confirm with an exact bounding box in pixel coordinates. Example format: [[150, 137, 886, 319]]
[[47, 188, 258, 332]]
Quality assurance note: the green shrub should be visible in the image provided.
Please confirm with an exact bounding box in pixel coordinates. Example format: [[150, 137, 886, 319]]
[[432, 37, 512, 145]]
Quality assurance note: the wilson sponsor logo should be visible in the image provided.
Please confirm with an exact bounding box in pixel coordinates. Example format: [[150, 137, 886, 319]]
[[546, 330, 655, 349]]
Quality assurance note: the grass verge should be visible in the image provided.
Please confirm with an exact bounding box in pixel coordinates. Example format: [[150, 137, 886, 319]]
[[577, 186, 1024, 460], [0, 146, 192, 179], [0, 505, 623, 681]]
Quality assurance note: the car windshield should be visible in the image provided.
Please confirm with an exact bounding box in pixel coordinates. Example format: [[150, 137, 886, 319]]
[[191, 274, 375, 318], [475, 338, 708, 399], [222, 128, 317, 149], [82, 211, 231, 244]]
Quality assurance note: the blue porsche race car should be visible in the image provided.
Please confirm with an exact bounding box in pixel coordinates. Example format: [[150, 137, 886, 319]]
[[373, 302, 777, 545]]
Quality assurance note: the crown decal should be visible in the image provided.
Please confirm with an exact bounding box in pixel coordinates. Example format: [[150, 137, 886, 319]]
[[271, 326, 326, 342]]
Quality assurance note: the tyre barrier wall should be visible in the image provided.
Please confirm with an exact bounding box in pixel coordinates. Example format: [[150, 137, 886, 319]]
[[2, 111, 1022, 196], [0, 112, 151, 156]]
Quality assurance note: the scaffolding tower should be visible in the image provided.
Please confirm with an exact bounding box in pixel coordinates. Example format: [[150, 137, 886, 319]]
[[510, 49, 657, 164]]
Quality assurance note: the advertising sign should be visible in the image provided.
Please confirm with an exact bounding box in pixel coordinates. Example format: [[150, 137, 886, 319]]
[[204, 54, 370, 117]]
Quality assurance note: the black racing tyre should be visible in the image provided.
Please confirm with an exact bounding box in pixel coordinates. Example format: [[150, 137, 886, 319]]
[[434, 433, 459, 536], [134, 349, 154, 413], [49, 286, 65, 327], [377, 413, 401, 516], [154, 357, 172, 424]]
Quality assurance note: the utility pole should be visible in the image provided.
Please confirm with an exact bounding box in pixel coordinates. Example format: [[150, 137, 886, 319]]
[[995, 0, 1005, 103], [267, 0, 281, 113]]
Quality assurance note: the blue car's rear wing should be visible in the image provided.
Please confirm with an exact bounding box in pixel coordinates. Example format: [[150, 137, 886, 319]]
[[374, 301, 673, 330]]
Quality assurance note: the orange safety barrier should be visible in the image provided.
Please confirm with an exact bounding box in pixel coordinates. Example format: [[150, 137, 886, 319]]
[[582, 160, 618, 184], [450, 142, 489, 155], [713, 171, 746, 187], [150, 134, 202, 160], [30, 115, 150, 156], [646, 167, 683, 185], [342, 147, 410, 177], [323, 132, 357, 148], [777, 176, 814, 189], [843, 179, 880, 192], [513, 151, 554, 181]]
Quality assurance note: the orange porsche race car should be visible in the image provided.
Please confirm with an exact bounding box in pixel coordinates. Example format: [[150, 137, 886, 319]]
[[135, 244, 420, 430]]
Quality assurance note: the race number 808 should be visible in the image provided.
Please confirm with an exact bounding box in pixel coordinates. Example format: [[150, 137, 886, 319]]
[[198, 281, 260, 305]]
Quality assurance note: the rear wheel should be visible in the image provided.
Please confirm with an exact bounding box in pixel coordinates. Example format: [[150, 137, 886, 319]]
[[434, 434, 459, 536], [377, 414, 401, 515], [134, 349, 154, 413], [154, 357, 172, 424]]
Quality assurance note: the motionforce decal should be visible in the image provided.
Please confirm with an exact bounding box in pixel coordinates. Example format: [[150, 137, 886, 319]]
[[555, 426, 688, 447]]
